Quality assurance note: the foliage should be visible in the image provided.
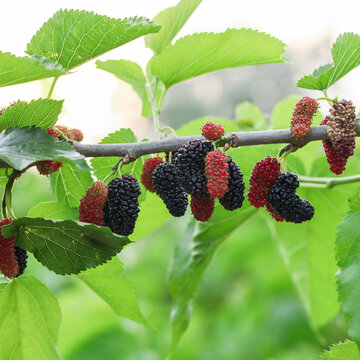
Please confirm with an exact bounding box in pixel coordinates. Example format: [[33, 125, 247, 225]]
[[0, 2, 360, 360]]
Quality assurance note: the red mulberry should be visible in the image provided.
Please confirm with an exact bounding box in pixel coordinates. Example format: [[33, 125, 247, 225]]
[[79, 181, 108, 226], [201, 122, 225, 141], [152, 162, 188, 217], [141, 157, 163, 193], [55, 125, 84, 142], [248, 157, 281, 208], [0, 218, 27, 278], [290, 97, 319, 140], [205, 150, 229, 198], [174, 140, 214, 200], [103, 175, 141, 236], [190, 197, 215, 222], [36, 128, 63, 175]]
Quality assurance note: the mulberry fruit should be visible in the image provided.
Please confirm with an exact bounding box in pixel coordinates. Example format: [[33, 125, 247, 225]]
[[174, 140, 214, 200], [79, 181, 108, 226], [202, 122, 225, 141], [152, 162, 188, 217], [0, 218, 27, 278], [267, 172, 314, 223], [248, 157, 281, 208], [36, 128, 63, 175], [326, 99, 356, 152], [205, 150, 229, 198], [190, 197, 215, 222], [55, 125, 84, 142], [290, 97, 319, 140], [141, 157, 163, 192], [321, 118, 355, 175], [219, 156, 245, 211], [103, 175, 141, 236]]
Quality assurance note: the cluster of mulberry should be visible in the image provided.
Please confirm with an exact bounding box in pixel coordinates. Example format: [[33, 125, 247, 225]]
[[248, 157, 314, 223], [139, 122, 245, 223], [290, 97, 319, 140], [322, 100, 356, 174], [0, 218, 27, 278]]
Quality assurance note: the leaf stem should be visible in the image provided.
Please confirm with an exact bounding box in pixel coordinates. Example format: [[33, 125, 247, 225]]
[[161, 126, 177, 137], [47, 76, 59, 99], [102, 159, 123, 183], [146, 79, 163, 139], [1, 171, 20, 219], [299, 174, 360, 189]]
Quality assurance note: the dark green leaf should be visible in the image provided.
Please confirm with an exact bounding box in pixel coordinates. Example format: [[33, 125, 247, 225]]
[[0, 98, 64, 131], [297, 33, 360, 90], [150, 29, 287, 88], [167, 205, 256, 356], [0, 51, 67, 87], [78, 257, 149, 326], [27, 201, 78, 220], [0, 276, 61, 359], [50, 162, 93, 208], [2, 217, 130, 275], [0, 126, 91, 171], [96, 60, 151, 117], [27, 9, 160, 70], [145, 0, 202, 54], [318, 340, 360, 360]]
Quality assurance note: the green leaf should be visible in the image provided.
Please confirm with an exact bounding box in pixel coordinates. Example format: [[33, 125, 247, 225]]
[[145, 0, 202, 54], [0, 168, 10, 186], [0, 51, 67, 87], [318, 340, 360, 360], [96, 60, 151, 117], [90, 128, 146, 201], [0, 126, 91, 171], [297, 33, 360, 90], [0, 276, 61, 359], [50, 162, 93, 208], [336, 198, 360, 348], [2, 217, 130, 275], [0, 98, 64, 131], [167, 205, 256, 356], [27, 9, 160, 70], [78, 257, 149, 326], [150, 28, 286, 88], [27, 201, 78, 220]]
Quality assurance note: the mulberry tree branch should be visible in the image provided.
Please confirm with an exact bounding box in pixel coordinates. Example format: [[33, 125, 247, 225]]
[[70, 120, 360, 161]]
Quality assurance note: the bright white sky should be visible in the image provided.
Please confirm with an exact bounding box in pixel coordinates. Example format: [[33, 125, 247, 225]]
[[1, 0, 360, 141]]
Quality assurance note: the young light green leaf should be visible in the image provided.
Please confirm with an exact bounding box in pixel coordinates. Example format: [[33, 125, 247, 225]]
[[0, 51, 67, 87], [78, 257, 149, 326], [235, 101, 266, 129], [145, 0, 202, 54], [2, 217, 130, 275], [0, 98, 64, 131], [96, 59, 151, 117], [0, 126, 91, 171], [167, 205, 256, 356], [297, 33, 360, 90], [27, 9, 160, 70], [150, 28, 286, 88], [50, 162, 93, 208], [318, 340, 360, 360], [335, 197, 360, 348], [27, 201, 78, 220], [0, 276, 61, 359]]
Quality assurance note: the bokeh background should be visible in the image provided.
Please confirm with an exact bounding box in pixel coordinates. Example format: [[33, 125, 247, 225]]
[[1, 1, 360, 359]]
